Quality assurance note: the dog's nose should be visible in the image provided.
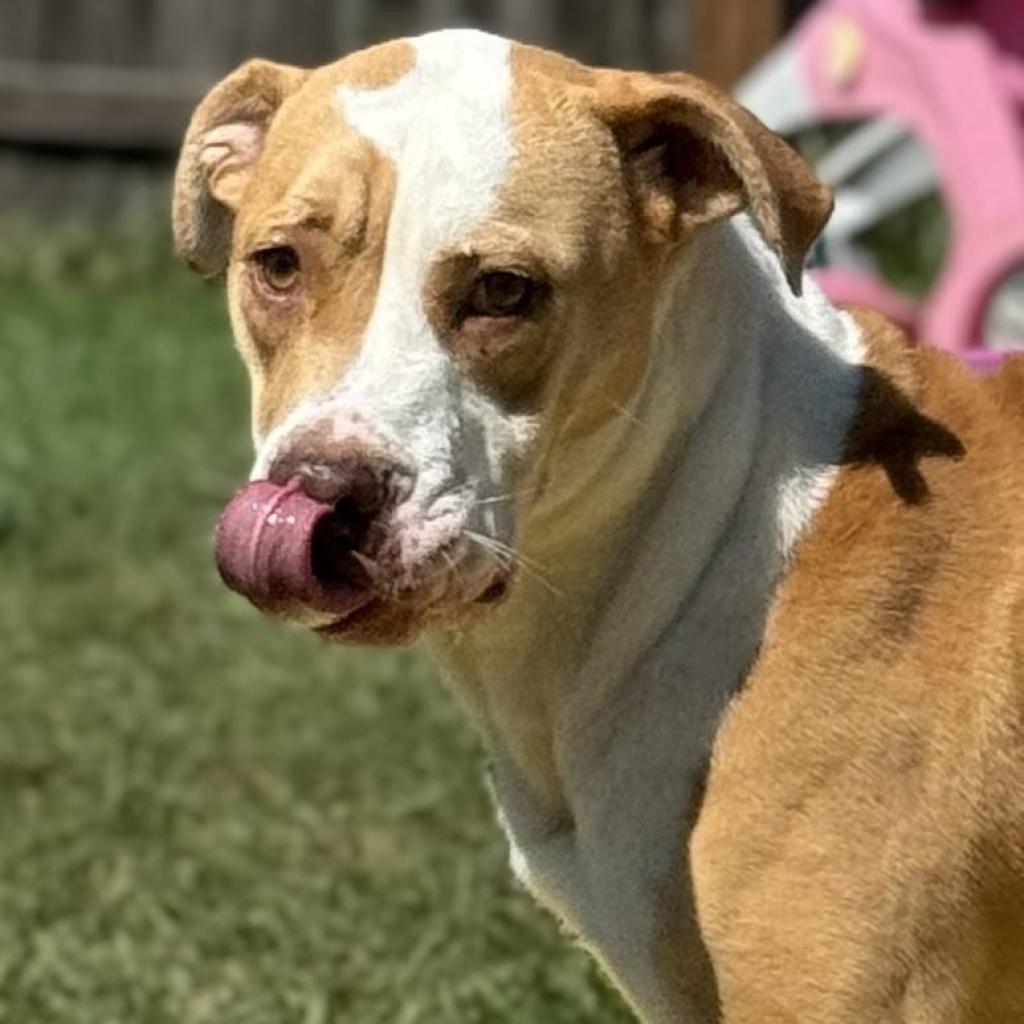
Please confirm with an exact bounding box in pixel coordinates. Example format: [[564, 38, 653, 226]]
[[268, 446, 407, 511], [265, 446, 413, 588]]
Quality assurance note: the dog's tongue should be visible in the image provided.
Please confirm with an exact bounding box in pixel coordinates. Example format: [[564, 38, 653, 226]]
[[215, 480, 372, 624]]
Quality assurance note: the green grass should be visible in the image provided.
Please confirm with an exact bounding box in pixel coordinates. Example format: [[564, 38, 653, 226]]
[[0, 213, 629, 1023]]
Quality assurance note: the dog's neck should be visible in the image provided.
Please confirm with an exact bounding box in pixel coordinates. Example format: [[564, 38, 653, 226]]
[[429, 216, 864, 827]]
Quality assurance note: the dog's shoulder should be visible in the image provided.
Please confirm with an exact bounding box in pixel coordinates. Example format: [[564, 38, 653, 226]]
[[691, 309, 1024, 1016], [768, 305, 1024, 704]]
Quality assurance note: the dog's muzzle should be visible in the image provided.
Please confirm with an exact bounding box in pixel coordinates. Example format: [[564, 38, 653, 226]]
[[215, 439, 512, 639]]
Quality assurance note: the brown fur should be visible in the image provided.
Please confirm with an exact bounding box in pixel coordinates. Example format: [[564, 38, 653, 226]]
[[592, 67, 833, 293], [174, 43, 415, 437], [692, 311, 1024, 1022]]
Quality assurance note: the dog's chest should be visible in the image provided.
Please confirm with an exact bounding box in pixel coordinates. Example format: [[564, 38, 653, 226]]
[[493, 764, 668, 936], [487, 723, 716, 1023], [492, 772, 676, 1018]]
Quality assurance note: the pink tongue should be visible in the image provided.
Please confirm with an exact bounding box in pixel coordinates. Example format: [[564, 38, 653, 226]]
[[215, 479, 373, 623]]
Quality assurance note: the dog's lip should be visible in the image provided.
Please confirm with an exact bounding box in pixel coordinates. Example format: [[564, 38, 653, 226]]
[[314, 554, 511, 638], [475, 574, 511, 605], [314, 596, 386, 636]]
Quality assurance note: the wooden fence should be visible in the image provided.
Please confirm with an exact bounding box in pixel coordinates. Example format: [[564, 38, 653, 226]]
[[0, 0, 691, 150]]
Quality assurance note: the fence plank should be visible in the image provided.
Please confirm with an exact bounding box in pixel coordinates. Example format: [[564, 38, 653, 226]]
[[334, 0, 372, 54], [607, 0, 644, 68], [0, 60, 208, 148], [153, 0, 221, 71], [689, 0, 781, 86], [83, 0, 124, 64], [0, 0, 45, 61], [34, 0, 76, 63], [495, 0, 555, 48], [420, 0, 464, 32], [647, 0, 687, 70], [242, 0, 280, 62], [0, 0, 694, 148], [120, 0, 158, 68]]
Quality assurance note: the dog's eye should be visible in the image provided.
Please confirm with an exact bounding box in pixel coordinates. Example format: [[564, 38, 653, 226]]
[[253, 246, 301, 294], [468, 271, 539, 318]]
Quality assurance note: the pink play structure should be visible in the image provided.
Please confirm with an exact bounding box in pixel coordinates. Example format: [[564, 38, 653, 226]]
[[738, 0, 1024, 370]]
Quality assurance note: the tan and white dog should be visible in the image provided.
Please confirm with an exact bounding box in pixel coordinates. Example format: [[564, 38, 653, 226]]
[[174, 30, 1024, 1023]]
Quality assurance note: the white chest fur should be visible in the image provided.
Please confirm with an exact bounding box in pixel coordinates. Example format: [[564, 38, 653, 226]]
[[488, 658, 724, 1023]]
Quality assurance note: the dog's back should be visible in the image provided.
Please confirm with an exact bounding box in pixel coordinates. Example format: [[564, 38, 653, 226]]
[[693, 309, 1024, 1022]]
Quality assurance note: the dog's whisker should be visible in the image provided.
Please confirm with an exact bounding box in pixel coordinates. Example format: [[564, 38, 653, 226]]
[[348, 550, 382, 582], [472, 493, 517, 508], [464, 531, 514, 569], [471, 486, 543, 509], [464, 530, 563, 599]]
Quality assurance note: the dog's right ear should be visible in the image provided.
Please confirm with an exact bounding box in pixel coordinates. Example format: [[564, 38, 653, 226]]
[[173, 60, 308, 276], [593, 70, 832, 296]]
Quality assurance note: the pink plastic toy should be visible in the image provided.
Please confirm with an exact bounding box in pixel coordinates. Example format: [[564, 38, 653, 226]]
[[738, 0, 1024, 370]]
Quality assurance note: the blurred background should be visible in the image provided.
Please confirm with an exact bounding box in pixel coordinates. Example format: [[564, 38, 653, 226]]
[[0, 1, 1015, 1022], [0, 0, 816, 229]]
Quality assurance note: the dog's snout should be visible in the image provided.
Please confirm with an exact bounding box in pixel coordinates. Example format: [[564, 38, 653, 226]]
[[264, 443, 414, 595]]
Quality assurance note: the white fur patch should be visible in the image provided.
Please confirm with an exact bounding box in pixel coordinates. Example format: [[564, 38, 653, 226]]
[[328, 31, 515, 507], [253, 31, 517, 517], [773, 287, 864, 558], [455, 217, 867, 1022], [338, 30, 514, 208]]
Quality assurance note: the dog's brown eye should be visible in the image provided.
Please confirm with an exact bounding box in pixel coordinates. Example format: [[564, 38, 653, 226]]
[[468, 271, 538, 318], [253, 246, 301, 294]]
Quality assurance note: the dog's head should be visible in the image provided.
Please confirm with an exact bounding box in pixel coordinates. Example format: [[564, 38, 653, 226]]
[[174, 30, 830, 644]]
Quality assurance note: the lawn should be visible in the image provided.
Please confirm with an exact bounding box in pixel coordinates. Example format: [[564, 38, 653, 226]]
[[0, 207, 629, 1023]]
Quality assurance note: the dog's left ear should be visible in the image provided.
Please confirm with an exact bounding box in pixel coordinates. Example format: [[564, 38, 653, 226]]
[[595, 71, 832, 295], [173, 59, 309, 277]]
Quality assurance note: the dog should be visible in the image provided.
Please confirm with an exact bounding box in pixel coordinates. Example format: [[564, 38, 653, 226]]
[[173, 29, 1024, 1023]]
